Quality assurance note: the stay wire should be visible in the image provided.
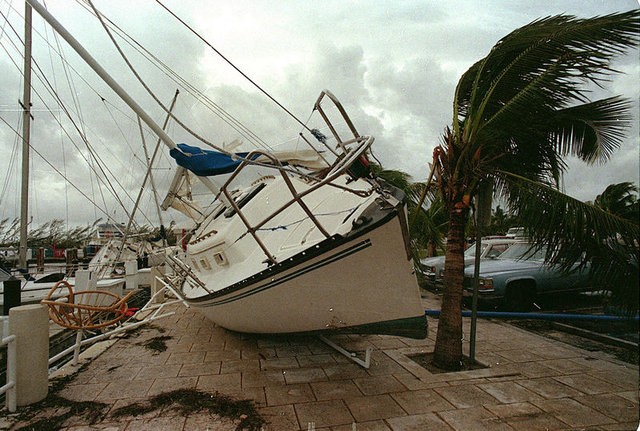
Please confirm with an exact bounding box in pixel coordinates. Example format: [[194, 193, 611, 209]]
[[1, 6, 147, 228], [154, 0, 314, 135], [0, 114, 114, 221], [86, 0, 249, 157], [80, 3, 327, 185], [75, 0, 271, 151], [42, 15, 71, 225], [0, 3, 128, 222]]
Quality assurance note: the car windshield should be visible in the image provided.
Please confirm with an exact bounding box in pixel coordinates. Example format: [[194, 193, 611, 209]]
[[463, 242, 489, 257], [499, 243, 546, 261]]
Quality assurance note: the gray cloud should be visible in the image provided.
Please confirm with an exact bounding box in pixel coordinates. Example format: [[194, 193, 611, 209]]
[[0, 0, 637, 228]]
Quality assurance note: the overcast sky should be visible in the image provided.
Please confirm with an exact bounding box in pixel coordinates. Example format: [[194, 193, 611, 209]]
[[0, 0, 638, 229]]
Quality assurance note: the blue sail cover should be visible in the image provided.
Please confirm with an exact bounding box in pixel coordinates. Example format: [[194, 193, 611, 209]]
[[170, 143, 250, 176]]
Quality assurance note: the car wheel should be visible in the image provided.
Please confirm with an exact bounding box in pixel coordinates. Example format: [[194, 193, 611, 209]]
[[503, 282, 535, 312]]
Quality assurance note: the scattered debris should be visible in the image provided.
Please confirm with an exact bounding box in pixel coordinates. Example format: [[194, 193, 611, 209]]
[[110, 388, 266, 430], [136, 335, 172, 353], [9, 381, 109, 431]]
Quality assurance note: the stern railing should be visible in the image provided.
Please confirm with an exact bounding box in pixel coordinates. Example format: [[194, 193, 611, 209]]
[[199, 90, 376, 265]]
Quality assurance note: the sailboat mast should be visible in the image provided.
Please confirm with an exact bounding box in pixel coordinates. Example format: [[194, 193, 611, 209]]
[[18, 2, 33, 271], [25, 0, 226, 205], [24, 0, 177, 151]]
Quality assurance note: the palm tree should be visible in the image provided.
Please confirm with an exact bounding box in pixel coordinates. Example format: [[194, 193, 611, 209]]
[[594, 182, 639, 222], [431, 11, 640, 370], [589, 183, 638, 315], [372, 164, 447, 257]]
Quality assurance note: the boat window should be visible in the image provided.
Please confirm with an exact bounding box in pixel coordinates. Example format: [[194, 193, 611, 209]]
[[34, 272, 66, 283], [199, 258, 212, 270], [225, 182, 267, 218], [191, 259, 200, 271]]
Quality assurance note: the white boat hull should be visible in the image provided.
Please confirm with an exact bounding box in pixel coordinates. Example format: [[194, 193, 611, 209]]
[[187, 211, 427, 338], [0, 276, 125, 306]]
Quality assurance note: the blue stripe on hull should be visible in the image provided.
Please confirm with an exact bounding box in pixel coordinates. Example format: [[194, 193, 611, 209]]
[[189, 239, 371, 306]]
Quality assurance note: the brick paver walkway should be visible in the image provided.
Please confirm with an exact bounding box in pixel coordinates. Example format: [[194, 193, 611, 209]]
[[3, 291, 638, 430]]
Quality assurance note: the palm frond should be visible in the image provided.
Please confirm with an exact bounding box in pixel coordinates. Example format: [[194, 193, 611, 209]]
[[455, 10, 639, 170], [550, 97, 633, 163], [594, 182, 639, 220], [373, 166, 416, 201], [497, 171, 639, 270]]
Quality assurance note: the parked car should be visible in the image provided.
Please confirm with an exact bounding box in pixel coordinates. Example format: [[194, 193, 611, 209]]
[[463, 242, 591, 311], [505, 227, 526, 239], [419, 238, 521, 288]]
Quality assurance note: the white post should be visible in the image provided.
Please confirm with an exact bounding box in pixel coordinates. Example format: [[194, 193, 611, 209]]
[[150, 267, 165, 304], [9, 304, 49, 406], [125, 260, 138, 291], [75, 269, 96, 292]]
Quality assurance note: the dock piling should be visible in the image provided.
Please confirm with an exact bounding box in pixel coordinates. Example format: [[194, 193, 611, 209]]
[[9, 304, 49, 406]]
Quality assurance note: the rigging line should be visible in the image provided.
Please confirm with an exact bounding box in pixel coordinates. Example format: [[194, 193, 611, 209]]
[[29, 144, 113, 221], [2, 1, 133, 132], [80, 7, 272, 151], [154, 0, 313, 134], [84, 1, 317, 184], [0, 113, 113, 221], [0, 95, 123, 225], [36, 4, 105, 219], [100, 97, 148, 167], [19, 60, 146, 228], [0, 0, 15, 43], [26, 57, 142, 224], [118, 91, 179, 261], [0, 117, 21, 209], [0, 21, 23, 210], [79, 0, 268, 149], [42, 19, 71, 225], [45, 8, 88, 135], [23, 55, 151, 226], [85, 0, 242, 156]]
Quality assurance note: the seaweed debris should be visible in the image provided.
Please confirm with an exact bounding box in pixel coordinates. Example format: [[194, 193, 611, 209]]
[[110, 388, 266, 430], [136, 335, 172, 353], [9, 393, 109, 430]]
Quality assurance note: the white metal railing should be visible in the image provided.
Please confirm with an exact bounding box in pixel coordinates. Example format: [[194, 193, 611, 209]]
[[0, 316, 17, 412], [215, 136, 374, 265], [190, 89, 375, 266], [47, 289, 179, 368]]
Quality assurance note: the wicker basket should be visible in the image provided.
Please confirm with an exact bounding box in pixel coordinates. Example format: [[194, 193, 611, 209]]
[[41, 280, 133, 330]]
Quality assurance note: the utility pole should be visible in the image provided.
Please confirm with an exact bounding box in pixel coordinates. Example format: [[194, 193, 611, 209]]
[[18, 2, 33, 272]]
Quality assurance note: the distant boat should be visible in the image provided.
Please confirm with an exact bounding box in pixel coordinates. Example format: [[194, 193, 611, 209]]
[[0, 265, 124, 306], [21, 1, 427, 339]]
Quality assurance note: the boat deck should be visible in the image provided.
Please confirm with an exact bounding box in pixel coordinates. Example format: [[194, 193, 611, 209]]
[[3, 290, 638, 430]]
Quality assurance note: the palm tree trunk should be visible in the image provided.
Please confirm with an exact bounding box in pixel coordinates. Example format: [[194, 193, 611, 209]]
[[433, 204, 469, 370]]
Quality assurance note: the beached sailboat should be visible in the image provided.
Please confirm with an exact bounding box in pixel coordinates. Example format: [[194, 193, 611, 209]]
[[162, 91, 428, 338], [22, 0, 427, 339]]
